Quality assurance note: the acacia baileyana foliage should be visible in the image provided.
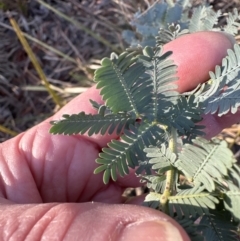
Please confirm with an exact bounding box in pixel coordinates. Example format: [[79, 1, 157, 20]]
[[50, 2, 240, 241], [122, 0, 240, 47]]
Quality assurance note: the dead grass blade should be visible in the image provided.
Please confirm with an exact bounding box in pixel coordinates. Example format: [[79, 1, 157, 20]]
[[0, 125, 18, 136], [9, 15, 63, 108], [0, 21, 77, 65], [37, 0, 121, 54]]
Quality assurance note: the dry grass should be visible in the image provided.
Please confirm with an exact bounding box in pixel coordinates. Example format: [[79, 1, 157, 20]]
[[0, 0, 156, 141], [0, 0, 240, 145]]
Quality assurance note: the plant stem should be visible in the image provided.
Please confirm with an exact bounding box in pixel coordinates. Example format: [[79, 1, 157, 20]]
[[160, 127, 177, 213]]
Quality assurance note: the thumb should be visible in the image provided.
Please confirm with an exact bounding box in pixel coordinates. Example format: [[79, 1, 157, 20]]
[[0, 201, 190, 241]]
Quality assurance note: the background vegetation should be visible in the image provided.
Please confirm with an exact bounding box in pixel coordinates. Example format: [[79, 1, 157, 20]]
[[0, 0, 240, 162]]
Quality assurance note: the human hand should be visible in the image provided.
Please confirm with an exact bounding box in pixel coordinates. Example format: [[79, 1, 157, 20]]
[[0, 31, 238, 241]]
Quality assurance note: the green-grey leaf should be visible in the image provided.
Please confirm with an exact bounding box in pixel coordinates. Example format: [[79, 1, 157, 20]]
[[144, 143, 177, 172], [139, 47, 179, 121], [224, 8, 240, 35], [174, 137, 236, 192], [160, 95, 203, 136], [189, 6, 221, 33], [168, 186, 219, 218], [50, 112, 135, 136], [94, 123, 165, 183], [223, 183, 240, 221], [103, 168, 111, 184], [175, 217, 204, 241], [94, 51, 152, 116], [200, 210, 240, 241], [195, 44, 240, 117], [94, 165, 109, 174]]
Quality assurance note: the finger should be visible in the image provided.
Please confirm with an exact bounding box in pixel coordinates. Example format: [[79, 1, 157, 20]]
[[163, 31, 236, 93], [0, 201, 190, 241], [2, 31, 234, 204], [200, 112, 240, 139], [163, 31, 238, 139], [2, 132, 130, 203], [51, 86, 102, 119]]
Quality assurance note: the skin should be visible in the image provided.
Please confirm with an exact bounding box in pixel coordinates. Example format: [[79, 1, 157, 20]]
[[0, 31, 239, 241]]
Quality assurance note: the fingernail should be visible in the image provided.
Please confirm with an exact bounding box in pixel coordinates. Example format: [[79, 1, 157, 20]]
[[118, 220, 185, 241]]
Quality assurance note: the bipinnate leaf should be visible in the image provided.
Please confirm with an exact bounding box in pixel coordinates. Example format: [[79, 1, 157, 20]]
[[50, 112, 135, 136], [168, 186, 219, 218], [143, 143, 178, 193], [223, 182, 240, 221], [229, 164, 240, 188], [175, 138, 236, 192], [175, 217, 204, 241], [48, 3, 240, 240], [200, 210, 239, 241], [145, 143, 177, 172], [195, 44, 240, 117], [188, 6, 221, 33], [143, 193, 160, 209], [143, 191, 162, 209], [143, 175, 167, 193], [122, 1, 184, 47], [143, 186, 218, 218], [156, 24, 189, 46], [224, 8, 240, 35], [139, 46, 179, 121], [94, 50, 152, 116], [160, 95, 203, 136], [122, 0, 225, 47], [94, 123, 165, 184], [122, 2, 240, 47]]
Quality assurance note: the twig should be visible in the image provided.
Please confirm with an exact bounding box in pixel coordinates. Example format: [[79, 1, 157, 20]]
[[21, 85, 88, 93]]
